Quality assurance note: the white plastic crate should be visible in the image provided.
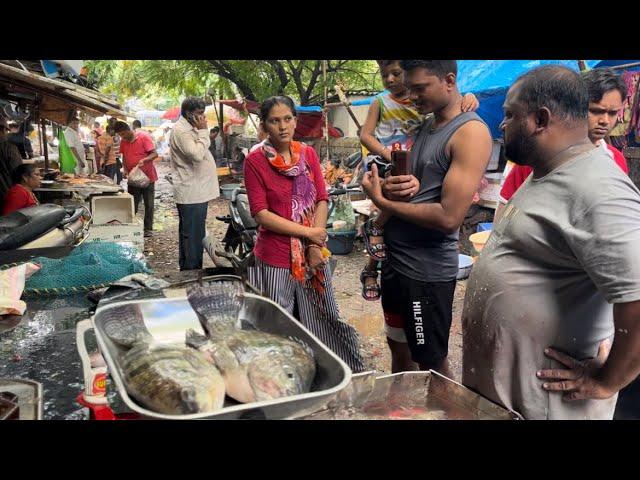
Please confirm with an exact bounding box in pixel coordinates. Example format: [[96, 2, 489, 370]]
[[90, 193, 135, 224]]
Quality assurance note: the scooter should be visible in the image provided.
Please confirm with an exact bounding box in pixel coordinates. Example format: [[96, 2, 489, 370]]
[[0, 204, 92, 265], [203, 185, 256, 273], [203, 184, 361, 274]]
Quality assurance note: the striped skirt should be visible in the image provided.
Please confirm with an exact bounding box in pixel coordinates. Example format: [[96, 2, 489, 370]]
[[248, 257, 365, 372]]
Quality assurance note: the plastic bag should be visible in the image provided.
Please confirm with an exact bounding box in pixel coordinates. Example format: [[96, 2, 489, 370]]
[[328, 193, 356, 232], [58, 129, 77, 174], [0, 263, 41, 315], [127, 166, 150, 188]]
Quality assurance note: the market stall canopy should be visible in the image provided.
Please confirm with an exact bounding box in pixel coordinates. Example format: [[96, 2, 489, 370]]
[[161, 106, 181, 121], [0, 62, 128, 124], [218, 99, 342, 139]]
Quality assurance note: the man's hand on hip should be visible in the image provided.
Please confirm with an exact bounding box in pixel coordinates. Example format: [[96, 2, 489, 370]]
[[537, 339, 616, 401]]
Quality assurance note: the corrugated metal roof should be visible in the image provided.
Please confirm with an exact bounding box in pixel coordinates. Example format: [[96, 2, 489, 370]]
[[0, 62, 127, 124]]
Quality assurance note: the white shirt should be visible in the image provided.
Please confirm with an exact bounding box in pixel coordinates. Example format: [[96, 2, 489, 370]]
[[64, 127, 88, 175], [169, 116, 220, 204]]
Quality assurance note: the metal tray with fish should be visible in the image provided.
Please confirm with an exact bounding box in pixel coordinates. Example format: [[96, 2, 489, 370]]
[[91, 278, 352, 420], [295, 371, 522, 420]]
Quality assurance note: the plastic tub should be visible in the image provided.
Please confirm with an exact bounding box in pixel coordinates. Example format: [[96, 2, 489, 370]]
[[220, 183, 241, 200], [327, 230, 356, 255], [457, 254, 474, 280]]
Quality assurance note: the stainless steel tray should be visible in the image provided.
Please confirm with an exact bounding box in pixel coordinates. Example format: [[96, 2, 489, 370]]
[[0, 378, 43, 420], [295, 371, 521, 420], [92, 282, 352, 420]]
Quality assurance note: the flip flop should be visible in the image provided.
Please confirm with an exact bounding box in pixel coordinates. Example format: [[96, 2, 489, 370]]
[[363, 218, 387, 261], [360, 268, 381, 301]]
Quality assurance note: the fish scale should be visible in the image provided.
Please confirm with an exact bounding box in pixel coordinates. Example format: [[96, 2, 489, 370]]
[[121, 343, 226, 415]]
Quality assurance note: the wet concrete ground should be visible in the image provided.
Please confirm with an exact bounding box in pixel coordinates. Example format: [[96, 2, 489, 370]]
[[0, 294, 94, 419]]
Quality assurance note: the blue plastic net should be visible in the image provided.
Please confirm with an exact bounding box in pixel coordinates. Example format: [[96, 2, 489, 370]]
[[25, 242, 152, 293]]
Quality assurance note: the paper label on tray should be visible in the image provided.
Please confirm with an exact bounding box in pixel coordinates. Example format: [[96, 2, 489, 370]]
[[139, 300, 203, 344]]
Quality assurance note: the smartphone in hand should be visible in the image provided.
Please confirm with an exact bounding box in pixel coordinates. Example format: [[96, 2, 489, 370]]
[[391, 150, 410, 176]]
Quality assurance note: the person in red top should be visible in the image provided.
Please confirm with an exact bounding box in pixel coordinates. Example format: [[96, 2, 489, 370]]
[[495, 68, 629, 223], [244, 95, 364, 372], [2, 164, 40, 215], [113, 121, 158, 236]]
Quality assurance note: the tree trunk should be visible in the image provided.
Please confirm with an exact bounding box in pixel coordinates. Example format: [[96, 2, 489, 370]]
[[207, 60, 258, 101]]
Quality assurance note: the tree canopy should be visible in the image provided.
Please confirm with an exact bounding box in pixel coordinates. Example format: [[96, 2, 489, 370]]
[[86, 60, 382, 109]]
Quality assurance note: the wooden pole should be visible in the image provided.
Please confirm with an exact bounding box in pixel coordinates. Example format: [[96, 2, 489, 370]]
[[323, 60, 329, 165], [578, 60, 587, 72], [218, 96, 226, 158], [41, 119, 49, 172], [335, 85, 362, 131]]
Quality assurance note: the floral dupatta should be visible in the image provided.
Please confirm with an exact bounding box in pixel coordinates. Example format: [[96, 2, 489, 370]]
[[262, 140, 325, 292]]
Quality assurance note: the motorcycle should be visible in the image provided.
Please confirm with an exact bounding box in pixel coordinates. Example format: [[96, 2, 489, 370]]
[[203, 184, 361, 274], [0, 204, 92, 265]]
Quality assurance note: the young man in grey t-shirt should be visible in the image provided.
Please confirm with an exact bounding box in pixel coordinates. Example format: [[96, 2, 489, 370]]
[[462, 65, 640, 420]]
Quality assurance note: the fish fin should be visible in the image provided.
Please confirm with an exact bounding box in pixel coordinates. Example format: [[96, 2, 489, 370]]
[[185, 328, 209, 349], [186, 281, 245, 340]]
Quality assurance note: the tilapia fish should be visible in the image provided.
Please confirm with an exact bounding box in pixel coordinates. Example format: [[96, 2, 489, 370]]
[[121, 343, 226, 415], [102, 304, 151, 348], [186, 282, 316, 404]]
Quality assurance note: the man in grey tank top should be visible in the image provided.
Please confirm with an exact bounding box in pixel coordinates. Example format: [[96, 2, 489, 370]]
[[362, 60, 492, 376]]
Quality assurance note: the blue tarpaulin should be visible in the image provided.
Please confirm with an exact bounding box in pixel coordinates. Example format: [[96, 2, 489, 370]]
[[311, 60, 638, 139]]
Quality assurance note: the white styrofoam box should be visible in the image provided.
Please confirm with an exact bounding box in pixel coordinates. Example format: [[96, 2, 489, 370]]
[[90, 193, 135, 224], [478, 172, 503, 209], [88, 222, 144, 249]]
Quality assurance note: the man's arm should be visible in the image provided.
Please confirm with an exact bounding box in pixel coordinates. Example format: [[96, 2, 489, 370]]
[[172, 127, 211, 163], [365, 121, 492, 234], [69, 147, 85, 167], [137, 150, 158, 167]]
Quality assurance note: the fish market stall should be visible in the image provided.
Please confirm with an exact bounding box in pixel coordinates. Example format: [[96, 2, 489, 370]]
[[296, 371, 520, 420], [73, 275, 518, 420]]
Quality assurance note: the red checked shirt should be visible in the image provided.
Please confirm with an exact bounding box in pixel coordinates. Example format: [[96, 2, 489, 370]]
[[119, 131, 158, 183]]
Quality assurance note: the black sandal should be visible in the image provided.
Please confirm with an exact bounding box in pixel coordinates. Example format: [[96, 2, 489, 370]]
[[363, 219, 387, 261], [360, 267, 381, 301]]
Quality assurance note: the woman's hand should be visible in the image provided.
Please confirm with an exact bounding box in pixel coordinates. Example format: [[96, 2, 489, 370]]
[[305, 226, 328, 246], [461, 93, 480, 112], [306, 246, 326, 272]]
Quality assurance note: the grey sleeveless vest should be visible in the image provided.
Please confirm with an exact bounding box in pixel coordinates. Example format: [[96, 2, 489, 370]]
[[384, 110, 487, 282]]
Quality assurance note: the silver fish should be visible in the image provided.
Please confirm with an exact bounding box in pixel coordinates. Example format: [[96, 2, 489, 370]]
[[121, 342, 226, 415], [186, 282, 316, 403]]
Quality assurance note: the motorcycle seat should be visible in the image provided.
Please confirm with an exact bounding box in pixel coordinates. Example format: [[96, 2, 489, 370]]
[[0, 204, 68, 250], [235, 193, 258, 230]]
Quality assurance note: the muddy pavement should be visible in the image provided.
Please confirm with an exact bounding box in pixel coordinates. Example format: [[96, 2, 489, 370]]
[[142, 162, 466, 380]]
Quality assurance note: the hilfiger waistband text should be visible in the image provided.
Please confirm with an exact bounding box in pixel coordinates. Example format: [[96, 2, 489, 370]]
[[413, 301, 425, 345]]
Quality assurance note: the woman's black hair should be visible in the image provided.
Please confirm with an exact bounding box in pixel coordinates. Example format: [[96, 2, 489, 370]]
[[11, 163, 35, 185], [259, 96, 297, 122]]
